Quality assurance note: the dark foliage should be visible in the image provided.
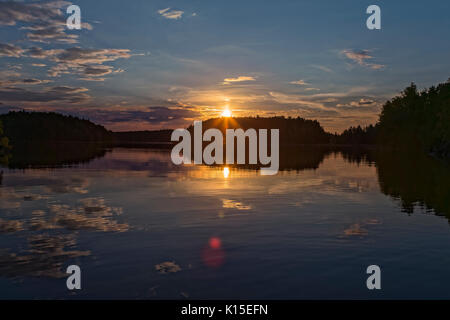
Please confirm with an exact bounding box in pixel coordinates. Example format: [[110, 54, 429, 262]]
[[0, 111, 113, 144], [113, 130, 173, 144], [333, 124, 378, 145], [189, 116, 332, 145], [335, 79, 450, 156], [377, 80, 450, 156], [0, 120, 11, 165]]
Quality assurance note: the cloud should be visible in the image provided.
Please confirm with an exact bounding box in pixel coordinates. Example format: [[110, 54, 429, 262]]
[[27, 46, 57, 59], [0, 102, 202, 129], [0, 85, 89, 103], [84, 106, 201, 125], [289, 80, 321, 92], [158, 7, 184, 20], [0, 42, 24, 57], [0, 78, 52, 86], [367, 64, 384, 70], [0, 1, 92, 44], [23, 22, 79, 44], [0, 1, 68, 26], [223, 76, 256, 85], [26, 47, 132, 78], [267, 91, 327, 110], [342, 49, 371, 65], [311, 64, 333, 73], [169, 81, 385, 132], [289, 80, 308, 85], [83, 65, 115, 76], [54, 47, 131, 64], [0, 69, 21, 79], [50, 86, 88, 94], [79, 77, 106, 82], [80, 65, 123, 80], [356, 98, 376, 106], [341, 49, 385, 70], [337, 98, 377, 108]]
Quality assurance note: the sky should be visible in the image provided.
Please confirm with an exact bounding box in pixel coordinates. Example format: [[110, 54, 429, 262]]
[[0, 0, 449, 132]]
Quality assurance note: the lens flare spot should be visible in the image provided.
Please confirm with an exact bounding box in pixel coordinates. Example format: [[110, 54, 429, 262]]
[[202, 237, 225, 268], [209, 237, 222, 249]]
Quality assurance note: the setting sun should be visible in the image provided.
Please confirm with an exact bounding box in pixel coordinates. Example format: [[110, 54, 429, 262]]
[[221, 109, 232, 117]]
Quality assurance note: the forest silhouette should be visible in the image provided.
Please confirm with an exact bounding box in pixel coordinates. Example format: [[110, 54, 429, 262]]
[[1, 79, 448, 156]]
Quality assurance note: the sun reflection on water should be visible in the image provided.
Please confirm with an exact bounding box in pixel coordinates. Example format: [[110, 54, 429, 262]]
[[223, 167, 230, 178]]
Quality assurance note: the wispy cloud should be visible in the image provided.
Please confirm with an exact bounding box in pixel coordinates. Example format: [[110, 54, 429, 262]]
[[0, 1, 65, 26], [158, 7, 184, 20], [0, 85, 89, 103], [311, 65, 333, 73], [337, 98, 377, 108], [341, 49, 384, 70], [223, 76, 256, 85], [0, 78, 52, 86], [289, 80, 308, 85], [0, 43, 24, 57], [0, 1, 92, 44], [25, 47, 132, 78]]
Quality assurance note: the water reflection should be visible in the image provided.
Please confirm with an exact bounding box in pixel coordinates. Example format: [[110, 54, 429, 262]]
[[0, 151, 128, 280], [0, 233, 90, 279], [223, 167, 230, 178], [1, 144, 450, 298], [5, 142, 108, 169], [375, 147, 450, 218]]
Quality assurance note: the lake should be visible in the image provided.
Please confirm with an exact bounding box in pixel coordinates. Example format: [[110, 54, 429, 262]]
[[1, 145, 450, 299]]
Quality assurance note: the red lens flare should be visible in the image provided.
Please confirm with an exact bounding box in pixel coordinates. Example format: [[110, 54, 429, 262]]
[[209, 237, 222, 249], [202, 237, 225, 268]]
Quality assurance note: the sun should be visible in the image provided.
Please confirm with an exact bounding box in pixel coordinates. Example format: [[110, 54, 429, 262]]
[[221, 109, 232, 117]]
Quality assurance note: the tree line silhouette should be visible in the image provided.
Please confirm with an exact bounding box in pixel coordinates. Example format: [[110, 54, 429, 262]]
[[0, 111, 112, 144], [0, 79, 448, 160], [0, 112, 333, 145], [189, 116, 332, 145], [331, 79, 450, 159], [377, 80, 450, 158], [0, 119, 10, 165], [332, 124, 377, 145]]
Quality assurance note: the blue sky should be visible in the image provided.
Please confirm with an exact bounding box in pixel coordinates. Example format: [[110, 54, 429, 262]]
[[0, 0, 449, 132]]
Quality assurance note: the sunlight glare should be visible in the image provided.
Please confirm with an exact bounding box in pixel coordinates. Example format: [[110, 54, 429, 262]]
[[221, 109, 232, 117]]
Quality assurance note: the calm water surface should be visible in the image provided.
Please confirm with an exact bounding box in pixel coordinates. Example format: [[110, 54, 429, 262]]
[[1, 146, 450, 299]]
